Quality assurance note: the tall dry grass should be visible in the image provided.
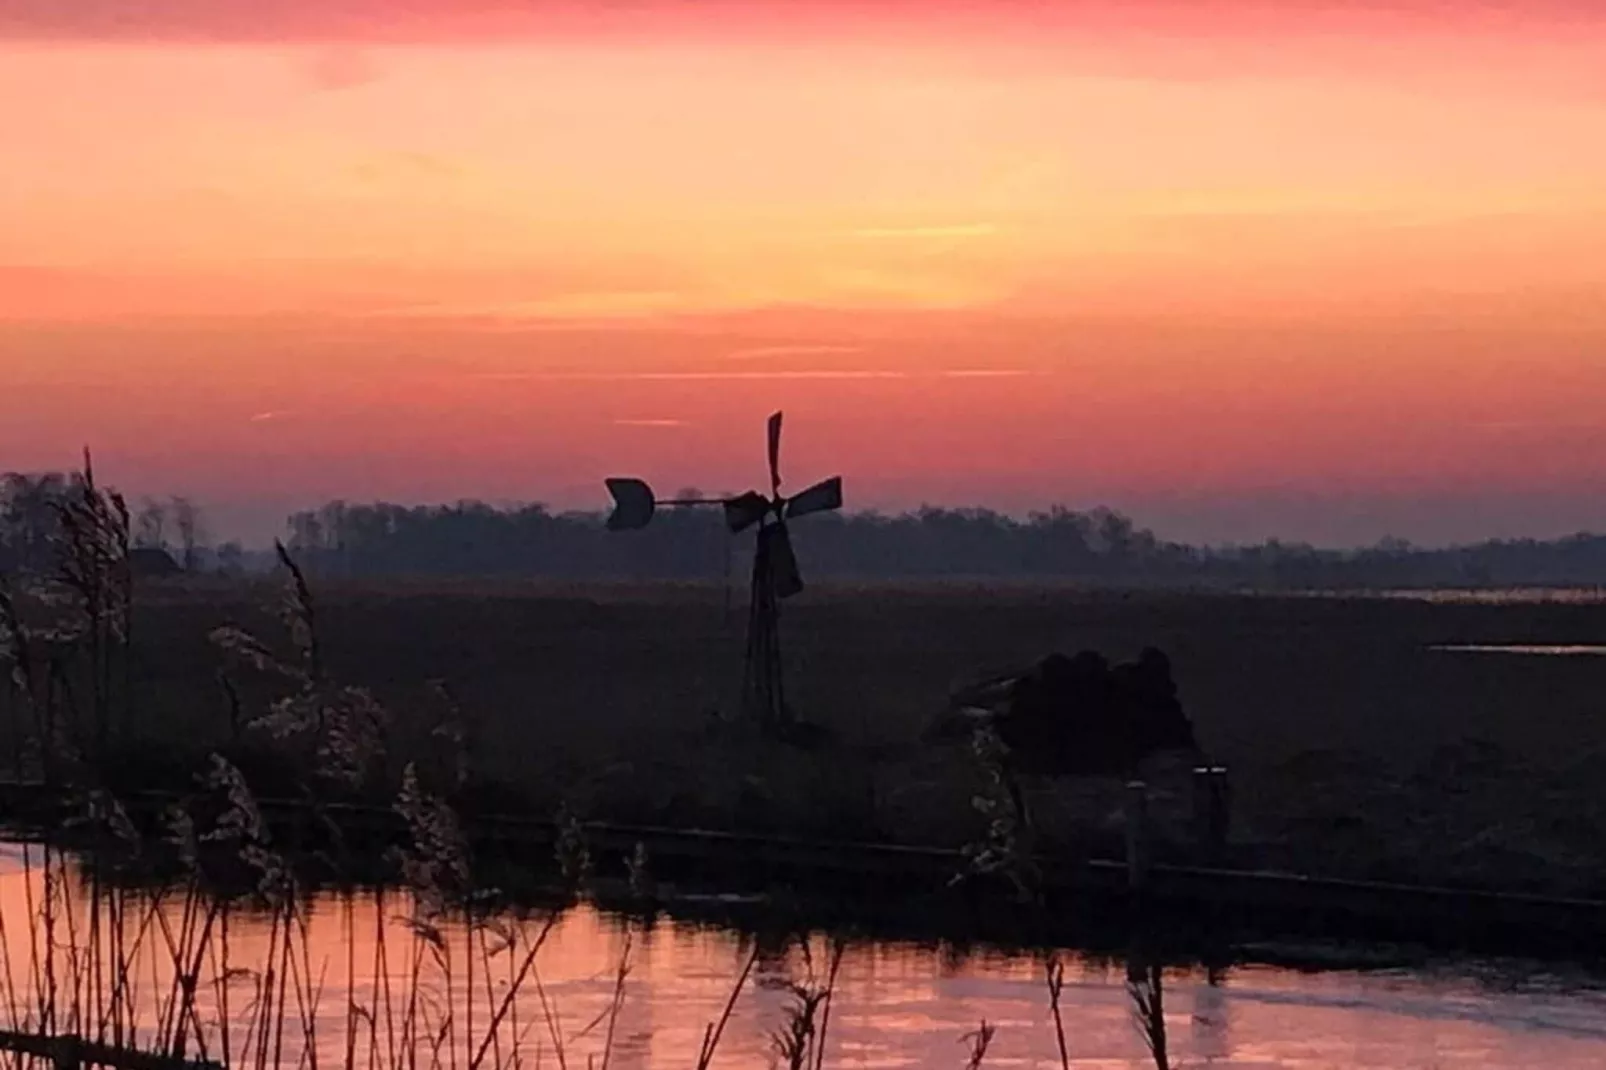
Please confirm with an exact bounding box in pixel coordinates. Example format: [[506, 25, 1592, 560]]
[[0, 453, 1182, 1069]]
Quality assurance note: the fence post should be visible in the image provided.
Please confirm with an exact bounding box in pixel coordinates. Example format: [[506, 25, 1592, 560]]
[[1125, 780, 1150, 893], [52, 1036, 80, 1070], [1191, 766, 1230, 865]]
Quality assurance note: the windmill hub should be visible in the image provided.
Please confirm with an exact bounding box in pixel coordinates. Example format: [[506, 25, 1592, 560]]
[[604, 411, 843, 729]]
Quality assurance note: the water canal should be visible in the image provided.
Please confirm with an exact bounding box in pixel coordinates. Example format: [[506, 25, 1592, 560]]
[[2, 844, 1604, 1068]]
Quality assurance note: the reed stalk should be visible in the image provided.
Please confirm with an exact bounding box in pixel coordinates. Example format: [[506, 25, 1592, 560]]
[[0, 452, 1146, 1070]]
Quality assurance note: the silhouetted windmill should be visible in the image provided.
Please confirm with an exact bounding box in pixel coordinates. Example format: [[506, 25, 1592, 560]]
[[605, 411, 843, 730]]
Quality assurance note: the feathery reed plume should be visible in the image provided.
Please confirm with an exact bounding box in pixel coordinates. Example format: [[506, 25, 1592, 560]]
[[553, 804, 591, 897], [47, 450, 132, 759], [392, 762, 473, 918], [274, 539, 321, 684], [0, 578, 51, 779], [212, 542, 390, 802], [768, 935, 846, 1070], [953, 723, 1040, 903], [770, 983, 829, 1070], [624, 841, 652, 902], [426, 679, 470, 796]]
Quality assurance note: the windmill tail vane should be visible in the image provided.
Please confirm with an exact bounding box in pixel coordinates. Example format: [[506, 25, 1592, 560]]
[[603, 410, 844, 730]]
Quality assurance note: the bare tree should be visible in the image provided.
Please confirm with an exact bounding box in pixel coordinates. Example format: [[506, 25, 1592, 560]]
[[216, 540, 245, 575], [171, 496, 204, 571], [287, 511, 326, 555], [134, 498, 168, 551], [1, 472, 69, 571]]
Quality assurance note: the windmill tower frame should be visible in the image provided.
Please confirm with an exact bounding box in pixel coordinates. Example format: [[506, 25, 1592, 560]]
[[604, 411, 842, 730]]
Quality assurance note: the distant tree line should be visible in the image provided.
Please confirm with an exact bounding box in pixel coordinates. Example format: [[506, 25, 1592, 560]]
[[277, 496, 1606, 591], [7, 470, 1606, 589], [0, 470, 232, 575]]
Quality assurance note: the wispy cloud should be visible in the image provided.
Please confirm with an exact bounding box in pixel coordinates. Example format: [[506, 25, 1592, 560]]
[[472, 370, 911, 382], [613, 418, 688, 428], [724, 344, 866, 361], [844, 224, 999, 240], [471, 368, 1041, 383], [249, 410, 293, 423], [367, 292, 693, 322], [352, 151, 459, 185], [1473, 419, 1604, 434], [305, 45, 380, 91]]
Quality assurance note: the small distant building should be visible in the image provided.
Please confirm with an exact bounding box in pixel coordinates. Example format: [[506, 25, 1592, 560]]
[[129, 547, 183, 578]]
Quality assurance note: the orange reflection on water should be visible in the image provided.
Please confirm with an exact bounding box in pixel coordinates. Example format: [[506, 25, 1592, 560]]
[[1, 844, 1604, 1068]]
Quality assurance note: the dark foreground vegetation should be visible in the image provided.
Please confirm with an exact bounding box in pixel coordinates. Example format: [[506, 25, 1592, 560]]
[[6, 549, 1605, 900], [0, 458, 1189, 1069], [93, 575, 1606, 893], [6, 459, 1606, 900]]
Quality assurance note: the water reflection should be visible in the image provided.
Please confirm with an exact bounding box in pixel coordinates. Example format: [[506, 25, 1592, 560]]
[[1, 845, 1605, 1068], [1431, 644, 1606, 656], [1302, 588, 1606, 606], [1190, 967, 1230, 1066]]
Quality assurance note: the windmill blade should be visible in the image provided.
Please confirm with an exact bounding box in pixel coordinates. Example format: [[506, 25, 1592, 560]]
[[767, 411, 784, 498], [764, 523, 805, 599], [785, 476, 843, 520], [604, 477, 656, 531], [723, 490, 771, 533]]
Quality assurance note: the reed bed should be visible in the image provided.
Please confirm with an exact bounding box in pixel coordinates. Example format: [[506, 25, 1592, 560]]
[[0, 455, 1179, 1069]]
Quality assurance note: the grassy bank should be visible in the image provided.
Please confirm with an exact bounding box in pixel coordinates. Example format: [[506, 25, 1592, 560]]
[[8, 566, 1606, 898]]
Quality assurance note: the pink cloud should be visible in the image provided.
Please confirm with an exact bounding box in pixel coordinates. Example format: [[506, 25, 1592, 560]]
[[3, 2, 1603, 44], [724, 345, 865, 361]]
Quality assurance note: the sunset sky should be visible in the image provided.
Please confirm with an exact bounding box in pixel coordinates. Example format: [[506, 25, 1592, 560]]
[[4, 1, 1606, 546]]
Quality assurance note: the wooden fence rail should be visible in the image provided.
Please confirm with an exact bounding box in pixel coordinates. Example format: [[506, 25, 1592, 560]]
[[0, 1030, 222, 1070]]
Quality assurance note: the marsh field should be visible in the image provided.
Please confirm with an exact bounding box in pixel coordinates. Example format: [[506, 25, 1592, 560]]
[[20, 575, 1605, 901]]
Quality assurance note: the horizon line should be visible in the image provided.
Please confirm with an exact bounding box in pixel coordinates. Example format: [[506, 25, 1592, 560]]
[[247, 496, 1604, 555]]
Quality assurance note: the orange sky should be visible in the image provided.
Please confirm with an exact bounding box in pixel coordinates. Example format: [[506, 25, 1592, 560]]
[[3, 1, 1605, 545]]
